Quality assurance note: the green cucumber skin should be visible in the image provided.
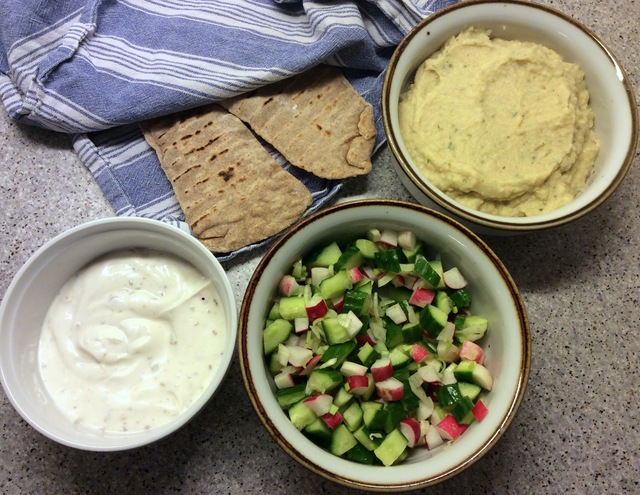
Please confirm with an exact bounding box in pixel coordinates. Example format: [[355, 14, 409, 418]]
[[265, 230, 492, 466]]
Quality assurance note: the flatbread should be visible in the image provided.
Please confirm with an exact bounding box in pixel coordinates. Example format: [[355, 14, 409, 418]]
[[140, 104, 312, 253], [219, 64, 376, 179]]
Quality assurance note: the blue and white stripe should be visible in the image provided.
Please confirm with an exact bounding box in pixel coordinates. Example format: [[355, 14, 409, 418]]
[[1, 0, 458, 260]]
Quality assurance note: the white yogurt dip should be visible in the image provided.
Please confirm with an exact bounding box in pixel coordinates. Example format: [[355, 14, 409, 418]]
[[38, 248, 227, 434]]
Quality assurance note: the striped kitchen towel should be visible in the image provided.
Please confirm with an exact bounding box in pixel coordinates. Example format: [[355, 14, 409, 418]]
[[0, 0, 458, 260]]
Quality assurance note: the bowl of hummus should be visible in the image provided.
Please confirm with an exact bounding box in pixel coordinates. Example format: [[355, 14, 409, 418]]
[[382, 0, 638, 234], [0, 217, 238, 451]]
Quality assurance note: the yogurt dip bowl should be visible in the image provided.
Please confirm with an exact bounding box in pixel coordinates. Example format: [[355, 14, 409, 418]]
[[382, 0, 638, 235], [0, 217, 237, 451], [239, 200, 531, 491]]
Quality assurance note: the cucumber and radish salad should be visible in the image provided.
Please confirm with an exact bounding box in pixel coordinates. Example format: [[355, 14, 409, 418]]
[[262, 227, 492, 466]]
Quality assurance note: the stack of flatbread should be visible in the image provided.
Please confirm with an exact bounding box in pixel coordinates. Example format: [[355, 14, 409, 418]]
[[141, 64, 376, 253]]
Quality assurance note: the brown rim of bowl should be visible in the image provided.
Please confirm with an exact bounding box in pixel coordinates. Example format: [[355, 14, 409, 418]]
[[382, 0, 639, 232], [238, 199, 532, 491]]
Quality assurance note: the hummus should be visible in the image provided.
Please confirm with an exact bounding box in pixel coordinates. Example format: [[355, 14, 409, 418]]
[[398, 28, 599, 216]]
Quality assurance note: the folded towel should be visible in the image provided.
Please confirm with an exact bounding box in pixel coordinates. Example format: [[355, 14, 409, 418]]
[[0, 0, 458, 260]]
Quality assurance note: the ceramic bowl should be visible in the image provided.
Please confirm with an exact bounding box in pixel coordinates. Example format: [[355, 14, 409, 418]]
[[0, 217, 237, 451], [239, 200, 531, 490], [382, 0, 638, 234]]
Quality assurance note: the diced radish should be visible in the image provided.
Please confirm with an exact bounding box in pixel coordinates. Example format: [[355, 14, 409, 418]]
[[459, 340, 485, 365], [435, 415, 468, 440], [287, 345, 313, 367], [409, 343, 430, 363], [392, 275, 406, 287], [425, 423, 444, 450], [400, 274, 418, 289], [305, 295, 328, 322], [274, 372, 296, 389], [409, 287, 435, 308], [303, 394, 334, 416], [348, 267, 365, 283], [399, 417, 421, 448], [310, 267, 331, 287], [332, 295, 345, 313], [398, 230, 417, 250], [370, 357, 394, 382], [294, 317, 309, 334], [321, 410, 343, 429], [385, 303, 407, 324], [279, 274, 301, 296], [346, 375, 370, 394], [472, 399, 489, 422], [356, 330, 376, 347], [443, 267, 468, 289], [340, 360, 368, 377], [361, 265, 377, 280], [379, 229, 398, 247], [375, 377, 404, 401], [299, 354, 322, 376]]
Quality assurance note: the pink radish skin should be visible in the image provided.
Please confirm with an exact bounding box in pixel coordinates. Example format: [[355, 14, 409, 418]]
[[305, 297, 328, 322], [375, 377, 404, 401], [459, 340, 485, 364], [299, 354, 322, 376], [370, 358, 394, 382], [409, 287, 436, 308], [287, 345, 313, 367], [294, 317, 309, 334], [279, 275, 301, 296], [274, 372, 296, 389], [303, 394, 333, 416], [436, 415, 468, 440], [356, 330, 376, 347], [332, 296, 345, 313], [321, 411, 343, 429], [472, 399, 489, 422], [409, 343, 430, 363], [348, 267, 365, 283], [346, 375, 370, 394], [399, 417, 421, 448]]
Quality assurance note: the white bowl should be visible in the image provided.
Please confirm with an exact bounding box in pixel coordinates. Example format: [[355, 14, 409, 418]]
[[0, 217, 237, 451], [382, 0, 638, 234], [239, 200, 531, 490]]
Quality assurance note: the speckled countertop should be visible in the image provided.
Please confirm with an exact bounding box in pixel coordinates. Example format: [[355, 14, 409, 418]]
[[1, 1, 639, 494]]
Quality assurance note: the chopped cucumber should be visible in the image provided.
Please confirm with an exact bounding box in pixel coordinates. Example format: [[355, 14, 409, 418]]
[[331, 424, 358, 456], [263, 319, 293, 355], [264, 226, 492, 466]]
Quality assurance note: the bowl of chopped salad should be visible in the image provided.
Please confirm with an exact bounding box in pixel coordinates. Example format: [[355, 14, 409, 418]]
[[238, 199, 531, 490]]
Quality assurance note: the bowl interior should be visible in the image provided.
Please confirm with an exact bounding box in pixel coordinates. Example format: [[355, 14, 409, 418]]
[[385, 0, 637, 228], [241, 201, 530, 489], [0, 217, 237, 451]]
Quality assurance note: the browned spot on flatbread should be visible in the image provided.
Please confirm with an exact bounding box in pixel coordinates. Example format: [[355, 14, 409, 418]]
[[140, 103, 311, 253], [219, 64, 376, 179]]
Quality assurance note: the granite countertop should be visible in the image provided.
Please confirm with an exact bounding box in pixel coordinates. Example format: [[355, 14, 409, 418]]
[[1, 1, 639, 493]]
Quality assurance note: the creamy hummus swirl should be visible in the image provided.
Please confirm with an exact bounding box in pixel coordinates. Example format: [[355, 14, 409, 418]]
[[399, 28, 599, 216]]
